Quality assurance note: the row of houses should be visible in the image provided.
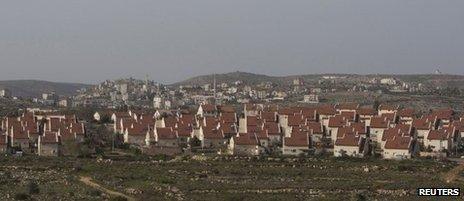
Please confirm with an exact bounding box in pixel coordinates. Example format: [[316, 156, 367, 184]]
[[103, 103, 464, 159], [0, 111, 85, 156]]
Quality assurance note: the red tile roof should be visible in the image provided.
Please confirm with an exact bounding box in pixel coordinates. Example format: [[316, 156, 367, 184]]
[[163, 117, 178, 128], [260, 112, 277, 122], [287, 115, 305, 127], [41, 132, 60, 144], [306, 122, 323, 134], [370, 117, 389, 128], [379, 104, 399, 111], [200, 104, 217, 113], [278, 107, 300, 116], [381, 113, 397, 122], [427, 129, 452, 140], [335, 103, 359, 110], [246, 116, 260, 126], [127, 123, 148, 136], [179, 114, 195, 125], [356, 108, 377, 116], [262, 122, 280, 135], [284, 132, 310, 147], [203, 117, 219, 127], [0, 135, 7, 145], [339, 111, 356, 122], [156, 127, 178, 139], [336, 126, 356, 139], [316, 105, 337, 116], [220, 113, 237, 124], [412, 118, 433, 130], [384, 136, 412, 150], [398, 108, 415, 118], [175, 126, 192, 137], [256, 129, 269, 140], [382, 124, 411, 141], [335, 133, 362, 147], [220, 122, 237, 134], [202, 127, 224, 139], [217, 105, 235, 113], [328, 116, 347, 128], [350, 122, 367, 135], [301, 108, 317, 121], [430, 109, 454, 120], [234, 133, 259, 146]]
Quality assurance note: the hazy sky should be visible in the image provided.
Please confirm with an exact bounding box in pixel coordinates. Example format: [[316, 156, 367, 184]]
[[1, 1, 463, 84]]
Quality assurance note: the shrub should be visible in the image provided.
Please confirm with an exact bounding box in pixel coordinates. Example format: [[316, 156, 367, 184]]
[[110, 196, 128, 201], [89, 190, 102, 197], [351, 193, 367, 201], [27, 181, 40, 194], [14, 193, 29, 200]]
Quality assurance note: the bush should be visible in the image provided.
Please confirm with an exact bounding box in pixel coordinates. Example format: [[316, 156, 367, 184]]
[[157, 176, 174, 184], [89, 190, 102, 197], [27, 181, 40, 194], [14, 193, 29, 200], [110, 196, 128, 201], [73, 162, 83, 172], [351, 193, 367, 201]]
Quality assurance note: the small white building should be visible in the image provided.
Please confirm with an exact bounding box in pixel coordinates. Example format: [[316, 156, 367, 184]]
[[334, 134, 365, 157], [229, 133, 261, 156], [382, 136, 416, 160], [282, 132, 310, 156]]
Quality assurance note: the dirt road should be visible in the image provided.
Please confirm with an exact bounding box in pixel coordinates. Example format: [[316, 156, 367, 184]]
[[444, 159, 464, 183], [79, 176, 136, 201]]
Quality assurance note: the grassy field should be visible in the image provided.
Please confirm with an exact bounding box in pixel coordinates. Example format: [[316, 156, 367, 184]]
[[0, 155, 463, 201]]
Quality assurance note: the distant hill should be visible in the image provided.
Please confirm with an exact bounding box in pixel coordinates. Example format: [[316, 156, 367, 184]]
[[172, 71, 285, 86], [0, 80, 90, 98], [172, 71, 464, 88], [172, 71, 365, 86]]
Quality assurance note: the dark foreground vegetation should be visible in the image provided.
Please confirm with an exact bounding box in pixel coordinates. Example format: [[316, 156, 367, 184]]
[[0, 155, 463, 201]]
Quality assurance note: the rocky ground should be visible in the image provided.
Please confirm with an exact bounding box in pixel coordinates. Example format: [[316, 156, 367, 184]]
[[0, 155, 463, 201]]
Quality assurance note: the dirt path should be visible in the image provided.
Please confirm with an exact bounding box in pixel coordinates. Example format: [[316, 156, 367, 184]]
[[79, 176, 136, 201], [444, 161, 464, 183]]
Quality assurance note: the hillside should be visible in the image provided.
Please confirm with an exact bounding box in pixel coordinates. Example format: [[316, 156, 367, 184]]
[[173, 72, 464, 87], [0, 80, 90, 98], [172, 71, 283, 86]]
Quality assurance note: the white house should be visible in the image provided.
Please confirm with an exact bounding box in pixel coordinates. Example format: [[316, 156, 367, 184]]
[[282, 131, 310, 156], [334, 133, 365, 157], [383, 136, 416, 160], [229, 133, 261, 156], [423, 128, 456, 152]]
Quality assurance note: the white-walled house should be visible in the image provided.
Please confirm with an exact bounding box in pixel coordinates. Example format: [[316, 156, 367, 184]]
[[229, 133, 261, 156], [197, 104, 217, 117], [327, 116, 347, 143], [369, 117, 390, 143], [282, 131, 310, 156], [334, 133, 365, 157], [383, 136, 416, 159], [124, 123, 148, 146], [356, 108, 377, 126], [378, 105, 399, 116], [423, 128, 456, 152]]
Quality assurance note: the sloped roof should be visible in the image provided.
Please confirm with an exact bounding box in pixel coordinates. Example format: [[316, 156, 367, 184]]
[[384, 136, 412, 150], [234, 133, 259, 146], [284, 132, 309, 147], [335, 133, 362, 147]]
